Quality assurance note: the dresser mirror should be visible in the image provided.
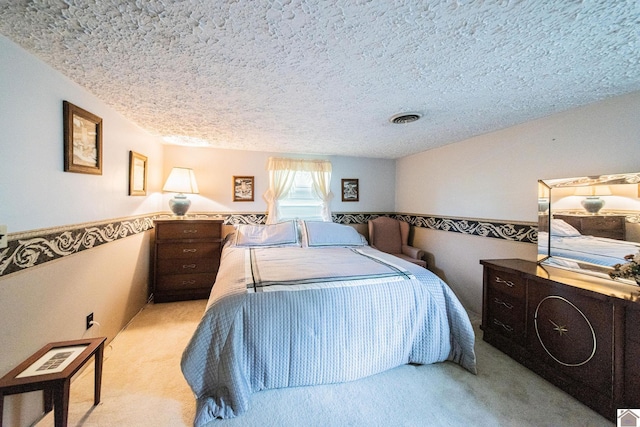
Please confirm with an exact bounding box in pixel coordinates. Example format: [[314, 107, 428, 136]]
[[537, 172, 640, 284]]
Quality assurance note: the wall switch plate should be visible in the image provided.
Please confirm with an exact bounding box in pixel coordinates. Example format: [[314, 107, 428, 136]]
[[0, 225, 7, 249]]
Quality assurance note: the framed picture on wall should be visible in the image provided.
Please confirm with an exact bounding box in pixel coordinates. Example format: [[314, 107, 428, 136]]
[[128, 151, 147, 196], [341, 178, 359, 202], [233, 176, 254, 202], [63, 101, 103, 175]]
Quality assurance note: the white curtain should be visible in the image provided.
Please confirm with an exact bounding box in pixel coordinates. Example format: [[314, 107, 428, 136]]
[[264, 157, 333, 223], [310, 166, 333, 222]]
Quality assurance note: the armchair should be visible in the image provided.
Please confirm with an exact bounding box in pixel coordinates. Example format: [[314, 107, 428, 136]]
[[367, 217, 427, 268]]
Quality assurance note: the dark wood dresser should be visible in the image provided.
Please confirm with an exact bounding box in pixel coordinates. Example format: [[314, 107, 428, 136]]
[[152, 219, 223, 303], [553, 214, 626, 240], [481, 259, 640, 421]]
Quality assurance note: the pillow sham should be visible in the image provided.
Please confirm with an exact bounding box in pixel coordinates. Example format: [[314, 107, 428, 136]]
[[301, 220, 367, 247], [550, 219, 581, 237], [234, 220, 300, 247]]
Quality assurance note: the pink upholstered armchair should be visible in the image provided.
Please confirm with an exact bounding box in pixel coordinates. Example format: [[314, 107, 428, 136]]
[[367, 217, 427, 268]]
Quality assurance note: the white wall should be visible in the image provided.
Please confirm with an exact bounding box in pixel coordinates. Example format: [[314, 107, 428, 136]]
[[0, 35, 164, 427], [0, 35, 165, 233], [396, 91, 640, 313], [161, 145, 396, 215]]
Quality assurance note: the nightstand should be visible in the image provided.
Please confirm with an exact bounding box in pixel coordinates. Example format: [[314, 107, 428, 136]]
[[152, 219, 223, 303]]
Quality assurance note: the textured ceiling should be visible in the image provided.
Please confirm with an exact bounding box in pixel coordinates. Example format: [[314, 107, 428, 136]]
[[1, 1, 639, 159]]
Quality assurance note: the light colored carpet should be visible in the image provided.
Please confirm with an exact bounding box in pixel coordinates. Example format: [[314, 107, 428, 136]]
[[38, 300, 612, 427]]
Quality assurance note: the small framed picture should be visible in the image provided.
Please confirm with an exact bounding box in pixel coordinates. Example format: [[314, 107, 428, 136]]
[[233, 176, 254, 202], [342, 178, 359, 202], [128, 151, 147, 196], [63, 101, 103, 175]]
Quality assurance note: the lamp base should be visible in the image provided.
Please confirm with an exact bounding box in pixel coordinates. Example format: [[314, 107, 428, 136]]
[[169, 194, 191, 216], [581, 197, 605, 214]]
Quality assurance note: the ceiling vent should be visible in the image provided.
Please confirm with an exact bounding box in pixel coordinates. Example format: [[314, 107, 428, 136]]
[[390, 113, 421, 124]]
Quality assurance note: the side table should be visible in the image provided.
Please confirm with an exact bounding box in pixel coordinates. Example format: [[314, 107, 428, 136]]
[[0, 337, 106, 427]]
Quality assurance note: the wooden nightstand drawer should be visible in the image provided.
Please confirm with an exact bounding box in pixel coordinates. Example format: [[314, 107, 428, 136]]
[[157, 242, 220, 259], [157, 258, 218, 275], [156, 273, 217, 291], [156, 222, 221, 240], [581, 216, 623, 230]]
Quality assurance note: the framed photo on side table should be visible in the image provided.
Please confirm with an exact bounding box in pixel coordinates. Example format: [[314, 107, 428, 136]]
[[233, 176, 254, 202], [63, 101, 103, 175], [341, 178, 359, 202], [129, 151, 147, 196]]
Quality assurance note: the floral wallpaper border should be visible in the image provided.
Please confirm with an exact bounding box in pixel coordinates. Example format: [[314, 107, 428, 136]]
[[0, 212, 536, 278]]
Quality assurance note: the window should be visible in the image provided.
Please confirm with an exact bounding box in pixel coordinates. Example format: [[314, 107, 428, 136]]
[[264, 158, 333, 223], [277, 171, 325, 222]]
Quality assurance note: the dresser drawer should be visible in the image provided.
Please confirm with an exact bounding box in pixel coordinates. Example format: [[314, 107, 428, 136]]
[[486, 269, 525, 299], [157, 242, 220, 259], [627, 306, 640, 345], [156, 273, 217, 291], [157, 258, 218, 275], [487, 289, 525, 337], [156, 222, 222, 240]]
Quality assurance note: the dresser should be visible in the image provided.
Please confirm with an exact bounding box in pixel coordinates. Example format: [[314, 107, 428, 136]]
[[152, 219, 223, 303], [553, 214, 626, 240], [481, 259, 640, 422]]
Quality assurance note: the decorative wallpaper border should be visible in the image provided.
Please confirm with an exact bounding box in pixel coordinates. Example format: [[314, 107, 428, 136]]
[[0, 216, 155, 278], [0, 212, 536, 278], [395, 214, 537, 244]]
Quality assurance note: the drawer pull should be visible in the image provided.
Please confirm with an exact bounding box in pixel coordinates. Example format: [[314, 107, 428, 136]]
[[493, 297, 514, 309], [493, 319, 514, 332], [182, 280, 196, 285], [182, 248, 197, 253], [182, 264, 197, 269], [183, 229, 199, 234], [495, 276, 515, 288]]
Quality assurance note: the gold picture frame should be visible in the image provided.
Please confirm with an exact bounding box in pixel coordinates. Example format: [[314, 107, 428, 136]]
[[63, 101, 103, 175], [128, 151, 147, 196], [233, 176, 254, 202]]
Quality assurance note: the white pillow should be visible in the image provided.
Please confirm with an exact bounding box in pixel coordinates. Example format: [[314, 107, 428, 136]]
[[234, 221, 300, 247], [301, 220, 367, 247], [550, 219, 581, 237]]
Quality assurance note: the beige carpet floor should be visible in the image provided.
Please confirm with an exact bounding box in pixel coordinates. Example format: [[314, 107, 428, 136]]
[[37, 300, 613, 427]]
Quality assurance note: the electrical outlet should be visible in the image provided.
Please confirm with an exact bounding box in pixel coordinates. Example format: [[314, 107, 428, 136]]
[[86, 312, 94, 330], [0, 225, 7, 249]]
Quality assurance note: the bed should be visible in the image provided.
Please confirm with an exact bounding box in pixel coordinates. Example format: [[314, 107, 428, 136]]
[[539, 219, 640, 268], [180, 220, 477, 425]]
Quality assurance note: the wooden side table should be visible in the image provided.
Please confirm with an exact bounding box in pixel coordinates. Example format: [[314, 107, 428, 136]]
[[0, 337, 106, 427]]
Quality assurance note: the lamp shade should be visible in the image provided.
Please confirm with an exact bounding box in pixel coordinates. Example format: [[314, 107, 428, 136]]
[[163, 167, 199, 216], [574, 185, 611, 196], [163, 167, 199, 194]]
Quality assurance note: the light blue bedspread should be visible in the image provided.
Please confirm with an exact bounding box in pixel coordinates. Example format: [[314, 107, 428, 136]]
[[181, 245, 476, 425]]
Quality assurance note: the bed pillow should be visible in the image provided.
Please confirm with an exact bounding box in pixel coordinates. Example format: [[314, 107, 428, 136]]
[[301, 220, 367, 247], [234, 221, 301, 247], [550, 219, 581, 237]]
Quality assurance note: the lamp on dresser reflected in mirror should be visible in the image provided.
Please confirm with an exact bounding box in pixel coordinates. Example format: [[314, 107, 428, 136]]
[[575, 185, 611, 214], [163, 167, 199, 216]]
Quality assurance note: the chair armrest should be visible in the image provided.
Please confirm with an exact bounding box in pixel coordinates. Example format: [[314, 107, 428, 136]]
[[401, 245, 424, 260]]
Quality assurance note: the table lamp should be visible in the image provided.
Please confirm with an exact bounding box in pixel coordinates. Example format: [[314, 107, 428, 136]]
[[163, 167, 199, 216]]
